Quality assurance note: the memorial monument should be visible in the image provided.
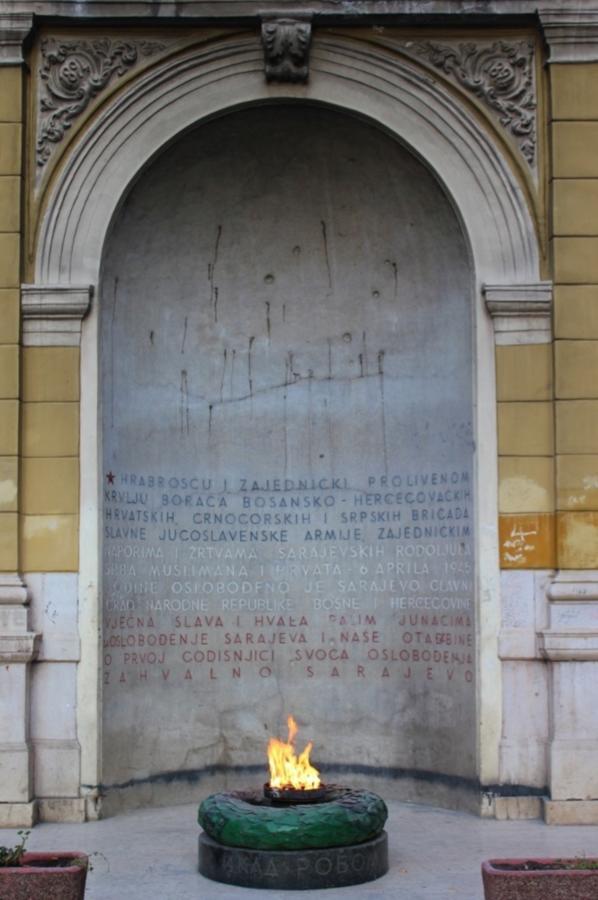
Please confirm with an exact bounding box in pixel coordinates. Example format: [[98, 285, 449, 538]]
[[1, 1, 597, 830]]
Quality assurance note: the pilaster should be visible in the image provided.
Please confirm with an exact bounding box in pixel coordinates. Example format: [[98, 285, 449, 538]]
[[540, 10, 598, 824], [0, 11, 37, 828], [0, 575, 39, 826]]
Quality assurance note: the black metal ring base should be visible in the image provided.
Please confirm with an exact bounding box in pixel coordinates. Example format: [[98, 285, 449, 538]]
[[198, 830, 388, 890]]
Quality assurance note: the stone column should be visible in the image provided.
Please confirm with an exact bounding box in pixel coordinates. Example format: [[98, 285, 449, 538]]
[[20, 285, 91, 822], [483, 282, 554, 820], [0, 13, 38, 829]]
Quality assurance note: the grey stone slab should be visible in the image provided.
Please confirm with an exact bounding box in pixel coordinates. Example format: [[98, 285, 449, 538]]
[[100, 104, 476, 811]]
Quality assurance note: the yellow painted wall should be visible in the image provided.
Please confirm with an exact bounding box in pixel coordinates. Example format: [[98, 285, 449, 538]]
[[551, 63, 598, 569], [20, 348, 80, 571], [497, 346, 556, 568], [0, 63, 80, 573], [0, 68, 21, 571]]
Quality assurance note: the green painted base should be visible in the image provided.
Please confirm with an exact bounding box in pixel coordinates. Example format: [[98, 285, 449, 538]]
[[197, 785, 388, 851]]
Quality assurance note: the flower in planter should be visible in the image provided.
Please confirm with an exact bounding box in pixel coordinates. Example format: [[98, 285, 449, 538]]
[[0, 832, 88, 900]]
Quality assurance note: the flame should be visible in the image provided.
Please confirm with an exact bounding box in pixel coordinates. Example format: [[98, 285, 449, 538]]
[[267, 715, 321, 790]]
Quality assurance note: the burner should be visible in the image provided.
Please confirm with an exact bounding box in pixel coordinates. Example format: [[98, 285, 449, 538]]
[[263, 782, 328, 804]]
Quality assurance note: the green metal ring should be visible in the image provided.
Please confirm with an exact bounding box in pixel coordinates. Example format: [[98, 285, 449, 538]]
[[198, 785, 388, 851]]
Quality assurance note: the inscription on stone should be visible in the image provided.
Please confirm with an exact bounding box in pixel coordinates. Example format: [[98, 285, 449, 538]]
[[103, 470, 473, 685]]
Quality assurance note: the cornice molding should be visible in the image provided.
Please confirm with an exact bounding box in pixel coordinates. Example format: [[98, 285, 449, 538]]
[[0, 633, 39, 663], [483, 282, 552, 345], [0, 12, 32, 65], [548, 570, 598, 603], [538, 630, 598, 661], [0, 1, 596, 18], [540, 10, 598, 63], [21, 283, 93, 346]]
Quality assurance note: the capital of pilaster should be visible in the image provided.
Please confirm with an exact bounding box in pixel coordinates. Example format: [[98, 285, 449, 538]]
[[0, 13, 32, 65], [21, 284, 93, 346], [540, 9, 598, 63], [483, 282, 552, 345]]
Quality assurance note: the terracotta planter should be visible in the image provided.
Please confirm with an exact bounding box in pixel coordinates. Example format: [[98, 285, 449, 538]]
[[0, 851, 88, 899], [482, 857, 598, 899]]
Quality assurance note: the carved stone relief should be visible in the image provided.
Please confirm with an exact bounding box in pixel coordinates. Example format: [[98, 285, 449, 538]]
[[261, 17, 312, 83], [36, 32, 536, 172], [37, 38, 166, 167], [399, 39, 536, 167]]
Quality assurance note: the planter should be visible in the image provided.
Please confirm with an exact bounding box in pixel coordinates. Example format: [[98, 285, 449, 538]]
[[0, 851, 88, 899], [482, 858, 598, 900]]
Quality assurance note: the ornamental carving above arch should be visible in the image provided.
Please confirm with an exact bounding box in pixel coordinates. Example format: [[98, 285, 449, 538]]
[[402, 39, 536, 167], [36, 37, 168, 168], [34, 30, 538, 175]]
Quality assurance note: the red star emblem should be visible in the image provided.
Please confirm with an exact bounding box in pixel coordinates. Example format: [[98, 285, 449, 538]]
[[106, 472, 115, 484]]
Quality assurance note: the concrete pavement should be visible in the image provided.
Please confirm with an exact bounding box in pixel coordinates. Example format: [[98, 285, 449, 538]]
[[2, 799, 598, 899]]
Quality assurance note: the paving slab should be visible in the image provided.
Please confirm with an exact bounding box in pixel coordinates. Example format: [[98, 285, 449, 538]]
[[2, 799, 598, 899]]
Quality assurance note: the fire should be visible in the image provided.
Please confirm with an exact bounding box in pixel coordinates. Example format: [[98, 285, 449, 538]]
[[267, 715, 321, 790]]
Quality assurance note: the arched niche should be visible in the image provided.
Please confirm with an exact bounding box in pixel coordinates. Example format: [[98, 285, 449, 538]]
[[29, 31, 542, 812], [100, 103, 475, 811]]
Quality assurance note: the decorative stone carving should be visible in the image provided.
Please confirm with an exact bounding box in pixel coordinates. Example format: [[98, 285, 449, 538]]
[[405, 40, 536, 166], [21, 284, 93, 346], [483, 282, 552, 344], [37, 38, 166, 167], [261, 16, 312, 83]]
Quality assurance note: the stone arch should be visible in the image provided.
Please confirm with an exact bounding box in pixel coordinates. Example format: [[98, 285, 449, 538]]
[[28, 29, 543, 803], [35, 32, 539, 284]]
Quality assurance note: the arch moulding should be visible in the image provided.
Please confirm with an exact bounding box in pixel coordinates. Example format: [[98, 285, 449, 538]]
[[29, 30, 544, 808]]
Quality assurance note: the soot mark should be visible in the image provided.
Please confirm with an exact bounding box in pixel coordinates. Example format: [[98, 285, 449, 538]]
[[87, 762, 547, 799]]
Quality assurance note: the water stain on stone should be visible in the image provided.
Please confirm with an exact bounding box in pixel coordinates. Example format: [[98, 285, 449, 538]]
[[180, 316, 187, 354], [179, 369, 190, 435]]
